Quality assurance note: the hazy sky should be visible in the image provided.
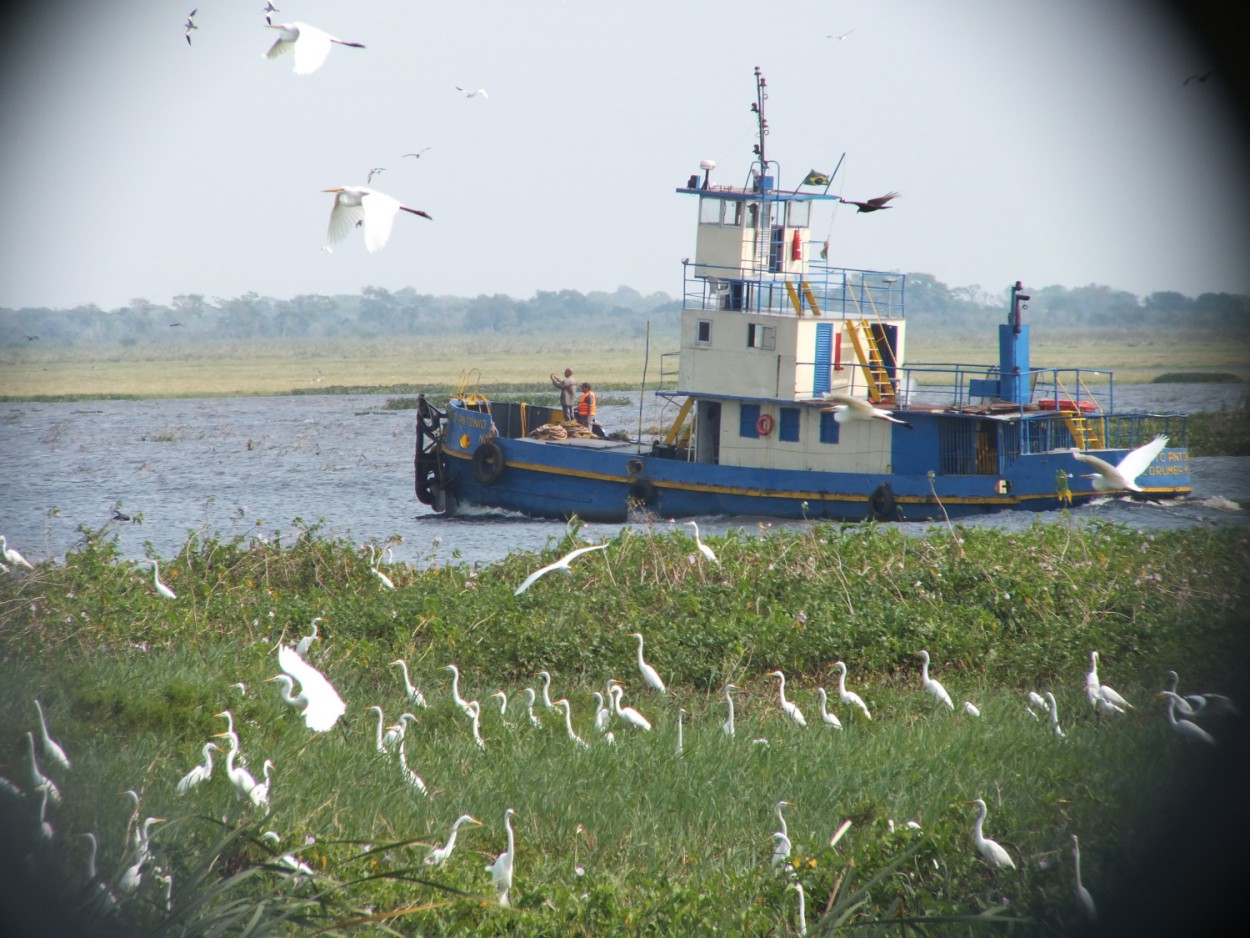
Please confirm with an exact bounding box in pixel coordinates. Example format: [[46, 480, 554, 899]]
[[1, 0, 1246, 312]]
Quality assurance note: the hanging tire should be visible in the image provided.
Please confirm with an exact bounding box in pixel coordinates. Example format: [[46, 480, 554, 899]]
[[868, 482, 898, 521], [628, 477, 657, 505], [471, 440, 505, 485]]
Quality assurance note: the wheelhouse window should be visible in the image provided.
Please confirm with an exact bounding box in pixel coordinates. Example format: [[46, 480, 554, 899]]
[[779, 407, 800, 442], [699, 198, 744, 226], [786, 200, 811, 227], [695, 319, 712, 345], [739, 403, 761, 438], [748, 323, 775, 350], [819, 410, 840, 444]]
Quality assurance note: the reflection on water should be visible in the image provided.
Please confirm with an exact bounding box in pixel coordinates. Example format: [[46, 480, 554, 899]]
[[1, 387, 1247, 569]]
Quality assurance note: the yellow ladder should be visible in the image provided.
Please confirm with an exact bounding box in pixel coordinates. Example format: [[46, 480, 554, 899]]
[[663, 397, 695, 446], [783, 281, 823, 317], [844, 320, 896, 405], [1064, 414, 1105, 450]]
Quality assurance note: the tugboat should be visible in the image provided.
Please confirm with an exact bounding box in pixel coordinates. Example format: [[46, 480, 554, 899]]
[[415, 67, 1191, 523]]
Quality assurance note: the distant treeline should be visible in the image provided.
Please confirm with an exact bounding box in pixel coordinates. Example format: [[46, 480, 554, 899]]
[[3, 278, 1247, 348]]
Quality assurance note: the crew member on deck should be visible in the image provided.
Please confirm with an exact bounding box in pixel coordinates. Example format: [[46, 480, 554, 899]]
[[550, 368, 577, 421], [577, 382, 597, 429]]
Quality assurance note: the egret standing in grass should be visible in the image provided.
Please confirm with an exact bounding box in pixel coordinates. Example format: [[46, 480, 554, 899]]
[[608, 683, 652, 731], [592, 692, 611, 734], [465, 700, 486, 750], [628, 632, 667, 694], [538, 670, 556, 710], [25, 732, 61, 805], [213, 731, 259, 803], [33, 699, 70, 770], [722, 684, 737, 737], [1072, 834, 1096, 921], [1157, 691, 1217, 744], [676, 708, 686, 755], [555, 699, 590, 749], [968, 798, 1016, 870], [444, 664, 475, 718], [263, 18, 365, 75], [294, 617, 322, 659], [768, 671, 807, 727], [833, 661, 872, 720], [1, 535, 35, 570], [149, 559, 176, 599], [487, 808, 517, 906], [175, 742, 218, 794], [1044, 692, 1065, 737], [918, 650, 954, 710], [522, 688, 542, 727], [771, 830, 792, 870], [425, 814, 482, 867], [683, 521, 719, 564], [1086, 650, 1131, 717], [513, 543, 609, 595], [391, 658, 428, 707], [793, 881, 808, 936], [382, 713, 417, 751], [816, 688, 843, 728], [1071, 434, 1168, 493]]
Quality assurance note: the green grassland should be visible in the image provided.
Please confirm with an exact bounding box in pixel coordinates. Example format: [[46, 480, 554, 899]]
[[2, 520, 1247, 936]]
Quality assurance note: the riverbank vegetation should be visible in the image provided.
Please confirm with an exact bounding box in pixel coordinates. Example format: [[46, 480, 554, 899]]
[[2, 520, 1247, 936]]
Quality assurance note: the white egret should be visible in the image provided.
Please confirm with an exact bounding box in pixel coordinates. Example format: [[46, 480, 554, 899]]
[[1164, 670, 1239, 718], [322, 187, 431, 255], [793, 881, 808, 936], [591, 692, 611, 734], [33, 699, 70, 770], [425, 814, 482, 867], [775, 800, 793, 838], [1071, 434, 1167, 492], [149, 559, 176, 599], [487, 808, 517, 906], [1044, 692, 1065, 737], [37, 787, 53, 841], [132, 816, 162, 867], [382, 712, 417, 751], [816, 688, 844, 728], [25, 732, 61, 805], [768, 670, 807, 727], [444, 664, 476, 717], [263, 20, 365, 76], [514, 543, 609, 595], [683, 521, 719, 564], [676, 708, 686, 755], [390, 658, 428, 708], [214, 730, 260, 802], [83, 833, 119, 912], [456, 85, 488, 98], [1086, 651, 1131, 715], [490, 690, 514, 726], [821, 390, 915, 429], [963, 701, 982, 717], [275, 644, 347, 731], [968, 798, 1016, 869], [833, 661, 872, 720], [1157, 691, 1217, 744], [231, 682, 247, 696], [294, 617, 321, 659], [539, 671, 556, 710], [628, 631, 667, 694], [466, 700, 486, 749], [397, 734, 427, 795], [722, 683, 737, 736], [556, 698, 590, 749], [368, 705, 389, 753], [609, 683, 652, 731], [176, 742, 218, 793], [917, 650, 954, 710], [522, 687, 542, 727], [250, 760, 274, 808], [1072, 834, 1096, 921], [771, 831, 792, 870], [1, 534, 35, 569], [0, 775, 23, 798], [1026, 690, 1047, 719]]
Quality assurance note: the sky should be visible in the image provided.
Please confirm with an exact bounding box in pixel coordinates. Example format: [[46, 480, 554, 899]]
[[1, 0, 1247, 313]]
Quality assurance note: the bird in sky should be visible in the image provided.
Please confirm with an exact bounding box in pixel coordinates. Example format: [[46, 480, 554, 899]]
[[628, 631, 667, 694], [322, 186, 431, 254], [366, 167, 385, 184], [263, 2, 279, 13], [969, 798, 1016, 869], [274, 644, 347, 731], [827, 28, 856, 40], [1071, 434, 1167, 493], [833, 661, 872, 720], [840, 191, 899, 212], [264, 19, 365, 76], [184, 11, 197, 45], [821, 391, 914, 429], [456, 86, 488, 98], [513, 543, 608, 595], [402, 148, 431, 159], [1184, 68, 1217, 85], [918, 650, 954, 710], [425, 814, 482, 867]]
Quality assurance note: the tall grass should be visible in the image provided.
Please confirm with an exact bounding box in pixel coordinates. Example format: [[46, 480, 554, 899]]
[[1, 520, 1247, 935]]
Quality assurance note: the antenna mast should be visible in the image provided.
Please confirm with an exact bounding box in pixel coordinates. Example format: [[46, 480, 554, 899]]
[[751, 66, 769, 169]]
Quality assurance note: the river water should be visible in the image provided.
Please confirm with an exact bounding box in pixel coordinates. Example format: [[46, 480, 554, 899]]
[[2, 385, 1247, 570]]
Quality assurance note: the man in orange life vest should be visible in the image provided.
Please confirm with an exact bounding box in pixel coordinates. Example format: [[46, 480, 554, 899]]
[[577, 382, 597, 429]]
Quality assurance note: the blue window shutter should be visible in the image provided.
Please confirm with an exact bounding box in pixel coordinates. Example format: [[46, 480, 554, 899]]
[[740, 403, 761, 438], [813, 323, 832, 395], [779, 407, 800, 442], [819, 410, 840, 443]]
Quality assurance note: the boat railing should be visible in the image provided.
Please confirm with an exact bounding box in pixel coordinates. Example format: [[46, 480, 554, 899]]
[[682, 261, 905, 319], [877, 364, 1116, 414]]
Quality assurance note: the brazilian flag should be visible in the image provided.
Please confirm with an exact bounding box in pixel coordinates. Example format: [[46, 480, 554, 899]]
[[802, 169, 830, 186]]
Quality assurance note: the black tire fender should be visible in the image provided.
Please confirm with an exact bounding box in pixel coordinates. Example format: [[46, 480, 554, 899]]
[[471, 439, 505, 485]]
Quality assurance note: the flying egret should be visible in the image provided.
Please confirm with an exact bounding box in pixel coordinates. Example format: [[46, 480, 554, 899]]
[[834, 661, 872, 720], [514, 543, 609, 595], [683, 521, 719, 564], [466, 700, 486, 749], [917, 650, 954, 710], [968, 798, 1016, 869], [555, 698, 590, 749], [676, 708, 686, 755], [963, 701, 982, 717], [1072, 834, 1096, 921], [391, 658, 428, 707], [487, 808, 516, 906], [771, 830, 792, 870], [33, 699, 70, 770], [821, 390, 915, 429], [1157, 691, 1217, 744], [175, 742, 218, 794], [538, 671, 556, 710], [323, 186, 431, 255], [149, 559, 176, 599], [294, 617, 321, 659], [522, 687, 542, 727], [25, 732, 61, 805], [1071, 434, 1168, 493], [592, 692, 611, 734], [445, 664, 476, 717], [608, 683, 652, 731], [397, 734, 427, 794], [1045, 692, 1065, 737], [263, 19, 365, 75], [456, 85, 488, 98], [1, 535, 35, 569], [275, 644, 347, 731], [816, 688, 843, 728], [628, 632, 667, 694], [793, 881, 808, 936], [213, 731, 260, 802], [768, 670, 807, 727], [722, 683, 737, 737], [425, 814, 482, 867]]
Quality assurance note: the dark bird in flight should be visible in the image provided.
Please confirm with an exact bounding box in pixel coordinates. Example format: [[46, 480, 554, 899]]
[[1183, 68, 1216, 85], [24, 335, 39, 341], [840, 191, 899, 213], [185, 8, 197, 45], [402, 148, 431, 159], [367, 167, 385, 184], [169, 322, 184, 327]]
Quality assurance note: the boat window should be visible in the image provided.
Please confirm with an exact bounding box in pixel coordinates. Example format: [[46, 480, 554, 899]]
[[695, 319, 712, 345], [739, 403, 761, 438], [748, 323, 775, 350], [699, 197, 721, 225], [779, 408, 800, 442], [819, 411, 840, 444], [786, 200, 810, 228]]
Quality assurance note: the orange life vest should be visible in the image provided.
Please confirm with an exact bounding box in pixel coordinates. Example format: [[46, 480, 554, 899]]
[[578, 390, 597, 417]]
